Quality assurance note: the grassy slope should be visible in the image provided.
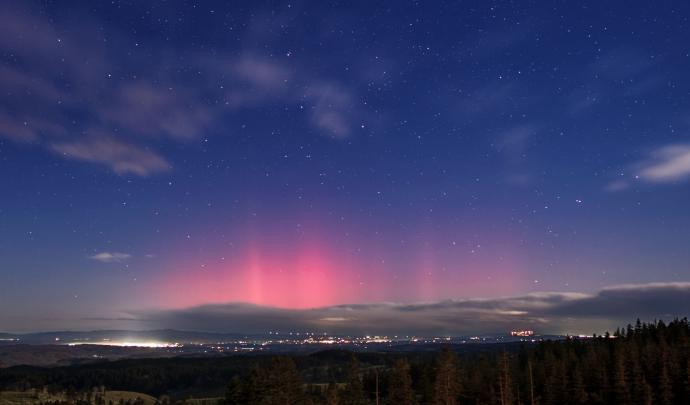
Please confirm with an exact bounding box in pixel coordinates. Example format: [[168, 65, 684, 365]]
[[0, 389, 159, 405]]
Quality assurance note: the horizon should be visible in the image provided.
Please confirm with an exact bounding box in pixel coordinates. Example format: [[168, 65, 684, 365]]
[[2, 1, 690, 337], [2, 282, 690, 336]]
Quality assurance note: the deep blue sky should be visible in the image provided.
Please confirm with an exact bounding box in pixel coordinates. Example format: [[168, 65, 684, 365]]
[[1, 1, 690, 333]]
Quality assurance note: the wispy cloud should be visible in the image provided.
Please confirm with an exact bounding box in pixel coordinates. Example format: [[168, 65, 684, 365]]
[[605, 179, 630, 192], [569, 48, 662, 115], [0, 3, 365, 176], [609, 143, 690, 190], [307, 82, 355, 138], [232, 55, 292, 92], [132, 282, 690, 335], [590, 48, 655, 81], [0, 112, 39, 142], [52, 135, 171, 176], [492, 124, 540, 186], [89, 252, 132, 263], [494, 124, 537, 156], [636, 144, 690, 183], [100, 83, 213, 141]]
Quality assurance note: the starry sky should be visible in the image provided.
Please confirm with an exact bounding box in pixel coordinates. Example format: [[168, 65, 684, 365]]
[[1, 1, 690, 334]]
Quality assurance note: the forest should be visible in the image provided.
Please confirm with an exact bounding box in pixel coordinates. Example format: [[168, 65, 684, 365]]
[[1, 318, 689, 405]]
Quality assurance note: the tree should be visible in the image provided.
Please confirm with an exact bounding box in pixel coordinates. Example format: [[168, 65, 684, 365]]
[[340, 356, 367, 405], [542, 349, 566, 405], [263, 356, 304, 405], [387, 359, 417, 405], [245, 366, 267, 405], [325, 383, 340, 405], [433, 347, 459, 405], [498, 351, 513, 405], [658, 358, 673, 405], [225, 376, 246, 404], [568, 364, 588, 405], [612, 347, 630, 405]]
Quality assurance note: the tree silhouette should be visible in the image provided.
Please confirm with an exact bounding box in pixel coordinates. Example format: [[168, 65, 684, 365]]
[[387, 358, 417, 405], [340, 356, 367, 405], [433, 347, 459, 405], [262, 356, 303, 405]]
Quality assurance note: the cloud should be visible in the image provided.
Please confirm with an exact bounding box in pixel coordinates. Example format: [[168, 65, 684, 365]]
[[220, 56, 293, 108], [635, 144, 690, 183], [495, 124, 537, 155], [569, 48, 662, 115], [306, 82, 355, 138], [545, 283, 690, 318], [131, 282, 690, 336], [99, 83, 214, 141], [232, 55, 292, 92], [591, 48, 655, 81], [492, 124, 539, 186], [0, 64, 63, 104], [89, 252, 132, 263], [220, 57, 358, 137], [605, 179, 630, 192], [0, 112, 39, 142], [0, 4, 366, 176], [609, 143, 690, 190], [52, 135, 171, 176], [0, 6, 103, 77], [567, 85, 604, 115]]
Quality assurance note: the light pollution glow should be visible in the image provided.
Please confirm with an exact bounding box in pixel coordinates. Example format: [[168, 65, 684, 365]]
[[67, 341, 179, 348]]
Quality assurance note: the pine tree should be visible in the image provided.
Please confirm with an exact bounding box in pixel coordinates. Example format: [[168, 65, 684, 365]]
[[527, 360, 535, 405], [568, 365, 588, 405], [325, 383, 340, 405], [629, 353, 648, 405], [340, 356, 367, 405], [416, 363, 435, 404], [433, 347, 459, 405], [225, 376, 246, 404], [640, 378, 653, 405], [612, 347, 630, 405], [263, 356, 303, 405], [542, 350, 565, 405], [684, 357, 690, 403], [658, 358, 673, 405], [388, 359, 417, 405], [498, 351, 513, 405], [583, 344, 609, 404], [245, 366, 267, 405]]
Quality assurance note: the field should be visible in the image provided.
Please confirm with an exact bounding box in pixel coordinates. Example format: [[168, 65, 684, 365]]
[[0, 389, 158, 405]]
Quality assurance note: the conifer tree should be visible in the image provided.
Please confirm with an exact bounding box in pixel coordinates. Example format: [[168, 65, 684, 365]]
[[612, 347, 630, 405], [498, 351, 513, 405], [388, 358, 417, 405], [658, 358, 673, 405], [568, 365, 588, 405], [325, 383, 340, 405], [263, 356, 303, 405], [341, 356, 367, 405], [433, 347, 459, 405]]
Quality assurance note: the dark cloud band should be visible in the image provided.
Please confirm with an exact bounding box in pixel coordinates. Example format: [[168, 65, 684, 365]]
[[130, 282, 690, 336]]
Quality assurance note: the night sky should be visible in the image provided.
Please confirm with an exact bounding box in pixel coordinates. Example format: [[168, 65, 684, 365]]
[[2, 1, 690, 334]]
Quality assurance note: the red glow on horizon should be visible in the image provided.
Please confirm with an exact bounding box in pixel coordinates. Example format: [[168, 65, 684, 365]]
[[146, 227, 530, 310], [155, 238, 374, 309]]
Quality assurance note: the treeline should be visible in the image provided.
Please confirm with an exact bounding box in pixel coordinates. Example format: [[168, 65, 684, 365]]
[[2, 318, 690, 404], [223, 318, 690, 404]]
